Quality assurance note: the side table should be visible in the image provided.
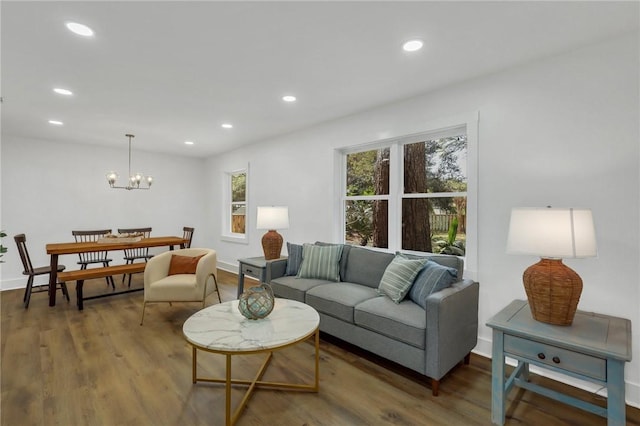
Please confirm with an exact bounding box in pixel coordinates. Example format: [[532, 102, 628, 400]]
[[237, 256, 286, 298], [487, 299, 632, 426]]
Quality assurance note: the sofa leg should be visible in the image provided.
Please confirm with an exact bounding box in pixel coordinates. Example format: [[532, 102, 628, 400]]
[[431, 379, 439, 396], [464, 352, 471, 365]]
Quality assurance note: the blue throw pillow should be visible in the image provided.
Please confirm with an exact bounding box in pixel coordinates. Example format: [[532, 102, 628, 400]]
[[378, 253, 428, 303], [409, 260, 458, 309], [285, 242, 303, 276]]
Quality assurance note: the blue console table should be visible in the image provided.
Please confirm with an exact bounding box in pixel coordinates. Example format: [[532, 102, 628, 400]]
[[487, 299, 632, 425]]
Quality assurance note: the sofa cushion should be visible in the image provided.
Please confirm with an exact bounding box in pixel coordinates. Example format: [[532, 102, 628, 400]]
[[270, 276, 328, 303], [355, 297, 426, 349], [342, 246, 394, 289], [306, 282, 378, 323], [297, 243, 343, 282], [378, 254, 428, 303], [408, 260, 458, 309], [285, 242, 304, 276]]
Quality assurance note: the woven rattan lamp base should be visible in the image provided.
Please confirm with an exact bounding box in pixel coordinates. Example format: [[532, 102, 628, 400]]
[[261, 230, 283, 260], [523, 258, 583, 326]]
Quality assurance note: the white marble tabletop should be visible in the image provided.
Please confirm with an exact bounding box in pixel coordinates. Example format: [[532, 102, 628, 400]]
[[183, 298, 320, 353]]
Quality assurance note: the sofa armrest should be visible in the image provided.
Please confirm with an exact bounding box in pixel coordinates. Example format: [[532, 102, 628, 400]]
[[265, 258, 288, 282], [425, 279, 479, 380]]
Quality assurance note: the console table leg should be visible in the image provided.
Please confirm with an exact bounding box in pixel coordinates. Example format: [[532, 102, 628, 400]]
[[607, 360, 626, 426], [491, 330, 506, 425]]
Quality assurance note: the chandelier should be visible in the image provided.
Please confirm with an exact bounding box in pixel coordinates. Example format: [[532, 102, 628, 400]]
[[106, 134, 153, 190]]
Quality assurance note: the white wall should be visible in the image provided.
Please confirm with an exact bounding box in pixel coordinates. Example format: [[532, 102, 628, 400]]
[[205, 34, 640, 405], [0, 136, 208, 289]]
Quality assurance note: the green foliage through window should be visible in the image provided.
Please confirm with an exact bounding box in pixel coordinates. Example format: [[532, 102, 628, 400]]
[[230, 171, 247, 234], [343, 132, 467, 255]]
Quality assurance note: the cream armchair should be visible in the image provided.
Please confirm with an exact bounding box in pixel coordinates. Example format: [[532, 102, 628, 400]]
[[140, 248, 221, 325]]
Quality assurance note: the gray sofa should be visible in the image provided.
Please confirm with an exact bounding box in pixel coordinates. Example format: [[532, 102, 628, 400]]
[[265, 243, 479, 396]]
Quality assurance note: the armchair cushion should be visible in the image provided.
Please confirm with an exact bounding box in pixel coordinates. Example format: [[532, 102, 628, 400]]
[[168, 254, 205, 275]]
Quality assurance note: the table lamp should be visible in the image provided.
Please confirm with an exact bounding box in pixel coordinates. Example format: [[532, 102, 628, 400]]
[[256, 206, 289, 260], [506, 207, 597, 326]]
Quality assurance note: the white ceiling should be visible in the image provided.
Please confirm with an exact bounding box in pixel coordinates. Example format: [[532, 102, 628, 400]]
[[2, 1, 638, 157]]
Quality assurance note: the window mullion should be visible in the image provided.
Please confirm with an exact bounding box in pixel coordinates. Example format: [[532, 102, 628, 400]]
[[389, 143, 401, 252]]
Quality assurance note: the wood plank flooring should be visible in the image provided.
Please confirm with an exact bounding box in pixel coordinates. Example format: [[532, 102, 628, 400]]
[[2, 270, 639, 425]]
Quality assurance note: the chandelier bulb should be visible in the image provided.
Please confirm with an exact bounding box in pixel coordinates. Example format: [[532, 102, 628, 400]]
[[106, 134, 152, 190]]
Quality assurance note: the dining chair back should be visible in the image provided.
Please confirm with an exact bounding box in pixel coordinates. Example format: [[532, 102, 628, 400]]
[[117, 227, 153, 287], [71, 229, 115, 288], [14, 234, 69, 308], [182, 227, 194, 248]]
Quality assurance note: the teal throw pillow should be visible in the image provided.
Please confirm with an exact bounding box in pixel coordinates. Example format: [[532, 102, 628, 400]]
[[297, 243, 343, 282], [285, 242, 304, 276], [378, 253, 428, 303], [408, 260, 458, 309]]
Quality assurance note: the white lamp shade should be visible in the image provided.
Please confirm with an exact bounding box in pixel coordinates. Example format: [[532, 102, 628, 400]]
[[256, 206, 289, 230], [506, 207, 597, 258]]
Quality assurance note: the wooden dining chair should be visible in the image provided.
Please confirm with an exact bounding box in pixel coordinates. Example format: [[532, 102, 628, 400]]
[[14, 234, 69, 308], [117, 227, 153, 287], [182, 226, 194, 248], [72, 229, 115, 289]]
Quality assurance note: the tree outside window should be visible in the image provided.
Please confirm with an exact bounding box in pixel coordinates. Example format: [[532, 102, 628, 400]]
[[344, 132, 467, 255], [230, 171, 246, 235], [345, 148, 389, 247]]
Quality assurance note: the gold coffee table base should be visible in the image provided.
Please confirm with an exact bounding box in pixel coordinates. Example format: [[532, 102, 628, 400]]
[[190, 328, 320, 426]]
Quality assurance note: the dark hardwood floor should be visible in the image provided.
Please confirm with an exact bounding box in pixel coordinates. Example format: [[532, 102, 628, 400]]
[[2, 270, 639, 425]]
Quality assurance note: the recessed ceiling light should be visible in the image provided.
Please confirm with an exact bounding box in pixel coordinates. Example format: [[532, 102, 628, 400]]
[[66, 22, 94, 37], [402, 39, 423, 52], [282, 95, 297, 102], [48, 120, 64, 126], [53, 88, 73, 96], [184, 141, 194, 145], [221, 123, 233, 129]]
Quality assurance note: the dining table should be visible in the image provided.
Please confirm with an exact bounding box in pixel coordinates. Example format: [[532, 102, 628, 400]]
[[46, 236, 188, 306]]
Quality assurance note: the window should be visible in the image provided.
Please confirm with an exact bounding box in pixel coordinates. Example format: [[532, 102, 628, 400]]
[[222, 167, 248, 243], [339, 114, 476, 267], [402, 135, 467, 255]]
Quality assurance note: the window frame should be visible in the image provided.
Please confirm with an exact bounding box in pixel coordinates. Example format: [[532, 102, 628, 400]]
[[334, 112, 478, 278], [221, 165, 249, 244]]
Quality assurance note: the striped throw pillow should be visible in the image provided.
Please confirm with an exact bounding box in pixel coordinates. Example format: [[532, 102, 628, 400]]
[[378, 254, 427, 303], [297, 243, 343, 282]]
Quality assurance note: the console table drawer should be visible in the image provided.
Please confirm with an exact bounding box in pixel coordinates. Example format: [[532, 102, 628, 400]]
[[504, 334, 606, 381], [241, 264, 262, 279]]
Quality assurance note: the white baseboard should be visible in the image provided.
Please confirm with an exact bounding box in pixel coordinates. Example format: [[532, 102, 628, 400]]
[[217, 260, 238, 275], [1, 278, 25, 291], [473, 336, 639, 408]]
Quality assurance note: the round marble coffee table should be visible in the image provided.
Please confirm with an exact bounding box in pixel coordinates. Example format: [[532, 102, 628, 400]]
[[183, 298, 320, 426]]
